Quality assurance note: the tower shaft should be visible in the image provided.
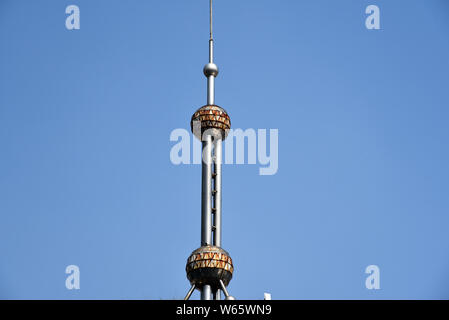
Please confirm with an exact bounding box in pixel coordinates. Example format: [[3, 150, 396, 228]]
[[200, 35, 223, 300], [185, 0, 234, 301], [213, 139, 222, 248], [201, 137, 222, 247], [201, 136, 222, 300]]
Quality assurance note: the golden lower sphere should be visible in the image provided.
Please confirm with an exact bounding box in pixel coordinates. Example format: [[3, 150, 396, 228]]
[[186, 245, 233, 289]]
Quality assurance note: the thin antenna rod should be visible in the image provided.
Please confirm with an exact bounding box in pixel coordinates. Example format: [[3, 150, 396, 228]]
[[205, 0, 217, 104], [210, 0, 213, 40], [208, 0, 214, 64]]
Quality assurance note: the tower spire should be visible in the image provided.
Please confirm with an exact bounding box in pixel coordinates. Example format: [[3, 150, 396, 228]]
[[184, 0, 235, 301], [210, 0, 213, 41], [205, 0, 218, 106]]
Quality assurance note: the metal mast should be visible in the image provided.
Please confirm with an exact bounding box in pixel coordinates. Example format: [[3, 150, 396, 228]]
[[184, 0, 234, 301]]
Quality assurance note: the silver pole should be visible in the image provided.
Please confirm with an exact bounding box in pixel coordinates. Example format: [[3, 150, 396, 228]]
[[207, 22, 215, 106], [209, 39, 214, 63], [207, 75, 215, 106], [214, 288, 221, 300], [201, 285, 212, 300], [201, 133, 213, 302], [213, 138, 222, 247], [201, 137, 213, 246]]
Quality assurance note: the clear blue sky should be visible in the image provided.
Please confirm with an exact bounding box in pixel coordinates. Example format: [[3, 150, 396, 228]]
[[1, 0, 449, 299]]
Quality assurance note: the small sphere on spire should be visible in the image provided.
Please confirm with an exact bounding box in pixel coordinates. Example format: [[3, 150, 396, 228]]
[[203, 63, 219, 77]]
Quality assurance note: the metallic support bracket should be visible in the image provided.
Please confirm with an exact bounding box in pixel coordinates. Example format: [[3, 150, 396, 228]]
[[219, 280, 235, 300], [184, 284, 196, 300]]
